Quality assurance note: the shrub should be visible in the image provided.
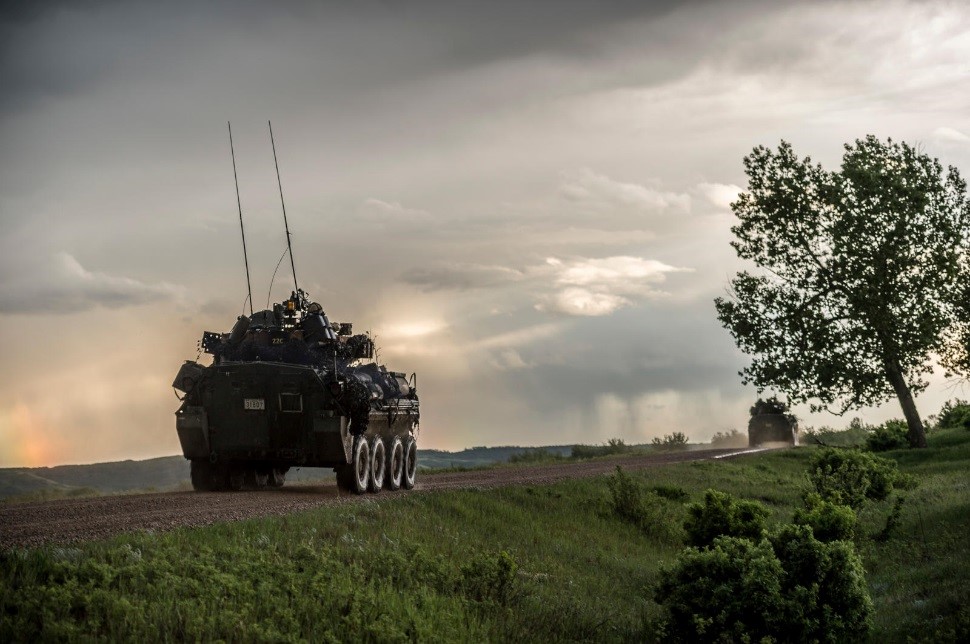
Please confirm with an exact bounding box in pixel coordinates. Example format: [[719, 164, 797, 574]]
[[571, 438, 628, 459], [710, 429, 747, 448], [801, 418, 869, 448], [769, 525, 874, 642], [793, 493, 856, 542], [651, 484, 690, 501], [656, 527, 873, 643], [607, 467, 680, 539], [866, 419, 909, 452], [459, 550, 520, 607], [655, 537, 785, 642], [936, 399, 970, 430], [683, 489, 769, 548], [808, 449, 900, 509], [651, 432, 689, 450], [875, 496, 906, 542], [508, 449, 564, 464]]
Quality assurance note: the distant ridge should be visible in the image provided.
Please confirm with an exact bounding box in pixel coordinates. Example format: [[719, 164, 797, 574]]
[[0, 445, 574, 501]]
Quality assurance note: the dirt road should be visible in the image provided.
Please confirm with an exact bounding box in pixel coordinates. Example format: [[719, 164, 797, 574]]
[[0, 447, 762, 549]]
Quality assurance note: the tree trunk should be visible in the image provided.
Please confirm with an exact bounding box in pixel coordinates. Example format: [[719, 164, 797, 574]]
[[884, 357, 928, 448]]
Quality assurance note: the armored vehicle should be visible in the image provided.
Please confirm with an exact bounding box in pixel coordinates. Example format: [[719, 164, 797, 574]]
[[747, 397, 798, 446], [173, 289, 419, 494]]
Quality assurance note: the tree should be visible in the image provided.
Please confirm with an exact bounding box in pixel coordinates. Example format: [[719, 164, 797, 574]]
[[715, 136, 970, 448]]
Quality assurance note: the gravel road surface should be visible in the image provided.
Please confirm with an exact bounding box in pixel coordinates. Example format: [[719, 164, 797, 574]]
[[0, 447, 763, 549]]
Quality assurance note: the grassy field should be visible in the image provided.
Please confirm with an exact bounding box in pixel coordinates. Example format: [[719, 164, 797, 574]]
[[2, 429, 968, 642]]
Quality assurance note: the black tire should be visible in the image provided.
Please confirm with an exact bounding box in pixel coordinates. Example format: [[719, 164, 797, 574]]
[[252, 468, 269, 489], [268, 468, 286, 488], [402, 436, 417, 490], [368, 437, 386, 493], [385, 436, 404, 491], [190, 460, 216, 491], [340, 435, 369, 495]]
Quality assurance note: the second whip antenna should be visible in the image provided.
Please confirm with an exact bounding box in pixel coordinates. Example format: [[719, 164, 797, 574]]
[[268, 120, 299, 296], [228, 121, 254, 316]]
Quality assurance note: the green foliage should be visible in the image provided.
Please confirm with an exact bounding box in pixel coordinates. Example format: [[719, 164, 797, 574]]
[[683, 489, 769, 548], [650, 484, 690, 501], [793, 493, 856, 542], [936, 399, 970, 430], [801, 418, 869, 447], [769, 525, 874, 642], [570, 438, 629, 459], [655, 537, 785, 642], [715, 136, 969, 447], [606, 466, 680, 540], [651, 432, 689, 450], [3, 429, 969, 642], [808, 448, 904, 508], [866, 419, 909, 452], [459, 550, 520, 607], [709, 429, 747, 448], [508, 449, 564, 465], [875, 496, 906, 542], [657, 526, 873, 643]]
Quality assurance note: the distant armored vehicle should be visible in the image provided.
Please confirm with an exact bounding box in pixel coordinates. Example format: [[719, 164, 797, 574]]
[[748, 397, 797, 446], [173, 290, 419, 493]]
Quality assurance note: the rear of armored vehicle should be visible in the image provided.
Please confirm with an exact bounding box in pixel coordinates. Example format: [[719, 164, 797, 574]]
[[176, 361, 353, 489]]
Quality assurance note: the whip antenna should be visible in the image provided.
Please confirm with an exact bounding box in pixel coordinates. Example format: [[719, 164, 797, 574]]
[[268, 120, 299, 295], [228, 121, 254, 316]]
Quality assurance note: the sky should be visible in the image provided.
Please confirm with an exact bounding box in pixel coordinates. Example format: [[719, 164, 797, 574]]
[[1, 0, 970, 467]]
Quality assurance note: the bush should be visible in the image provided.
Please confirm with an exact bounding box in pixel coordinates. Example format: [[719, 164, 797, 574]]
[[710, 429, 747, 448], [650, 484, 690, 502], [607, 467, 679, 539], [656, 527, 873, 643], [683, 489, 769, 548], [808, 449, 900, 509], [769, 525, 874, 642], [651, 432, 689, 450], [866, 419, 909, 452], [571, 438, 628, 459], [508, 449, 564, 465], [936, 399, 970, 430], [801, 418, 869, 448], [656, 537, 785, 642], [792, 493, 856, 542], [459, 551, 520, 607]]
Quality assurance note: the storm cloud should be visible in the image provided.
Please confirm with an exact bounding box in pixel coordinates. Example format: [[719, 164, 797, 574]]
[[2, 0, 970, 465]]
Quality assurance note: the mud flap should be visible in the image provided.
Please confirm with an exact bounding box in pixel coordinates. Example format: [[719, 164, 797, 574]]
[[313, 413, 352, 464], [176, 406, 209, 458]]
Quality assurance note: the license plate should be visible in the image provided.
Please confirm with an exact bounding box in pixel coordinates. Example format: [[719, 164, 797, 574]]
[[244, 398, 265, 410]]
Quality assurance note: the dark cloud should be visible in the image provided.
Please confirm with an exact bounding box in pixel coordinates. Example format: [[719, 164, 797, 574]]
[[0, 0, 697, 117], [401, 263, 524, 292], [0, 253, 184, 314]]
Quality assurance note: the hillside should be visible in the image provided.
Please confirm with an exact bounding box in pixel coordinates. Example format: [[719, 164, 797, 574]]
[[1, 429, 966, 641], [0, 445, 574, 501]]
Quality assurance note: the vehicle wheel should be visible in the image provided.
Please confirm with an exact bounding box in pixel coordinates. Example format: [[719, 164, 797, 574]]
[[385, 436, 404, 491], [402, 436, 417, 490], [368, 437, 386, 493], [190, 460, 215, 491], [227, 467, 245, 491], [268, 468, 286, 488], [349, 435, 370, 494]]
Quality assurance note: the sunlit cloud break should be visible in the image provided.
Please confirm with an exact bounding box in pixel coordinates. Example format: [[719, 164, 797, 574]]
[[537, 256, 690, 316]]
